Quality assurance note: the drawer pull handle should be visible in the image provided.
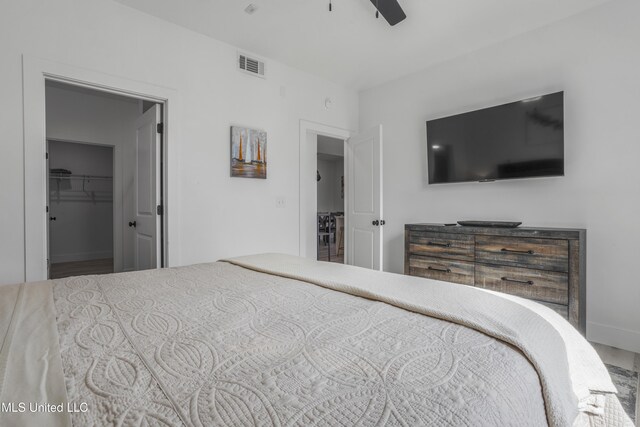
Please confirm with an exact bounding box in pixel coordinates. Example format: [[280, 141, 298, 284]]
[[427, 241, 451, 248], [428, 266, 451, 273], [501, 248, 534, 255], [501, 277, 534, 285]]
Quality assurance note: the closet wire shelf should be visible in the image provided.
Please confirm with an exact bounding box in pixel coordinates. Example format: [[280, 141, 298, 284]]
[[49, 173, 113, 203]]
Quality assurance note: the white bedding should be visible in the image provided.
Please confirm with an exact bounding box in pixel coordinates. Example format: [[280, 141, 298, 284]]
[[226, 254, 633, 427], [0, 253, 633, 426]]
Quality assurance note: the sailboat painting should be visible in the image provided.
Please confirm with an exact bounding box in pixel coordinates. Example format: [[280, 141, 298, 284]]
[[230, 126, 267, 179]]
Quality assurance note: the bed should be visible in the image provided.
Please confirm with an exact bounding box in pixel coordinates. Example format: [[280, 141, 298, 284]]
[[0, 253, 633, 426]]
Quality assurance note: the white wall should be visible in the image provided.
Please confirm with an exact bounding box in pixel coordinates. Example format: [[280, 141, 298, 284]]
[[48, 140, 114, 263], [317, 159, 334, 212], [46, 84, 140, 270], [317, 135, 345, 157], [335, 158, 344, 212], [317, 136, 345, 213], [0, 0, 358, 284], [360, 0, 640, 352], [317, 158, 343, 212]]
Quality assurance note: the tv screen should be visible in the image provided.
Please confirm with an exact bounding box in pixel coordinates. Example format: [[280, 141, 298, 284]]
[[427, 92, 564, 184]]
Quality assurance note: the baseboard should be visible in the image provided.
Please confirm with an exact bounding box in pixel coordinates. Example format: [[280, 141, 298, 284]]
[[587, 321, 640, 354], [50, 251, 113, 264]]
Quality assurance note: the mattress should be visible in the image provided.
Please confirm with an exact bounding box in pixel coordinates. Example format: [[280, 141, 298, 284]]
[[0, 254, 633, 426]]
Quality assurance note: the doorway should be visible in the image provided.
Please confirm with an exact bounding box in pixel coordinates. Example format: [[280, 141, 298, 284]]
[[299, 121, 384, 270], [48, 140, 115, 278], [316, 135, 345, 263], [45, 80, 164, 279], [299, 121, 351, 262]]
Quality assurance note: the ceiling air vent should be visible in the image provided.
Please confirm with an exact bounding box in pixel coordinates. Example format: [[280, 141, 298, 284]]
[[238, 53, 265, 78]]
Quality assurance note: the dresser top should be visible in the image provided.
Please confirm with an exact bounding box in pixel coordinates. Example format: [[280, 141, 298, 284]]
[[405, 223, 585, 240]]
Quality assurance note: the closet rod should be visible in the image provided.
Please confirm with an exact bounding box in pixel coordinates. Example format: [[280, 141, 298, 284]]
[[49, 174, 113, 180]]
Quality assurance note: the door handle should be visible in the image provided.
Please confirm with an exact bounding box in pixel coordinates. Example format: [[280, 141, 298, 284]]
[[372, 220, 379, 226], [428, 266, 451, 273], [427, 241, 451, 248], [501, 277, 534, 285], [49, 216, 56, 221], [128, 221, 137, 228], [501, 248, 534, 255]]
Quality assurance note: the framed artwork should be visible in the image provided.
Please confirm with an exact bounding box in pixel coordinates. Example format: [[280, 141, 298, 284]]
[[230, 126, 267, 179]]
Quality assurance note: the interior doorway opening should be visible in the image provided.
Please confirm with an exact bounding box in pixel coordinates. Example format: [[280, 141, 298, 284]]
[[316, 135, 345, 263], [299, 120, 351, 263], [48, 140, 115, 278], [45, 80, 164, 279]]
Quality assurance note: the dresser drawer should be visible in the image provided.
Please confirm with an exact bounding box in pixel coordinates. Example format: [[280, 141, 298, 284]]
[[408, 255, 474, 285], [475, 236, 569, 272], [409, 231, 474, 261], [475, 264, 569, 305]]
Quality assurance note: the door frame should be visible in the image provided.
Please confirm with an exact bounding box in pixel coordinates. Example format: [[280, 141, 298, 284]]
[[23, 55, 181, 281], [298, 120, 352, 260]]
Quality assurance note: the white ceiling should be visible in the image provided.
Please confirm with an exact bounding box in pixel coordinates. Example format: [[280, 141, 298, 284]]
[[113, 0, 614, 90]]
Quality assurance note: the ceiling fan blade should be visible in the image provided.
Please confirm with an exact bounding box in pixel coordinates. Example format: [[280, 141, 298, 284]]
[[369, 0, 406, 26]]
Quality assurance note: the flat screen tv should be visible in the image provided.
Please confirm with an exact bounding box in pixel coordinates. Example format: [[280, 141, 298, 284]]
[[427, 91, 564, 184]]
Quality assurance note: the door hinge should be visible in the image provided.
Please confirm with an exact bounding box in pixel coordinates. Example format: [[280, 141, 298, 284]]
[[156, 205, 163, 215], [156, 123, 164, 134], [45, 152, 49, 160], [46, 206, 49, 213]]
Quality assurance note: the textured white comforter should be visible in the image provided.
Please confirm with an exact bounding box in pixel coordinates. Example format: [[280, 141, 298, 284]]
[[0, 254, 632, 426]]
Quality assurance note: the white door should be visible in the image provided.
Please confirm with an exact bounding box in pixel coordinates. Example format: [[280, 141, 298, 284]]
[[345, 125, 383, 270], [132, 104, 161, 270]]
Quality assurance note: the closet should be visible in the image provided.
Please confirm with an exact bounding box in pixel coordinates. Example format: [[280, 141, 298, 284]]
[[48, 140, 114, 278]]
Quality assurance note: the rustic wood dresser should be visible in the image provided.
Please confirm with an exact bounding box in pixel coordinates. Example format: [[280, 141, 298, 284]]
[[404, 224, 586, 333]]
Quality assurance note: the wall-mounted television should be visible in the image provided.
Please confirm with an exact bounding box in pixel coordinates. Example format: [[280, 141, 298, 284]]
[[427, 91, 564, 184]]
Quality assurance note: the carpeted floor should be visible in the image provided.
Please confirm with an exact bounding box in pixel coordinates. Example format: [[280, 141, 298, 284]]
[[606, 364, 638, 424]]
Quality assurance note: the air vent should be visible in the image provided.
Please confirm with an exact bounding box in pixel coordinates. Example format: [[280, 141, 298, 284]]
[[238, 53, 265, 78]]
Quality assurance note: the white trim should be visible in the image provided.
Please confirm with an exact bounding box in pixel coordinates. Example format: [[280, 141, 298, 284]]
[[23, 55, 181, 281], [299, 120, 353, 260], [587, 321, 640, 354]]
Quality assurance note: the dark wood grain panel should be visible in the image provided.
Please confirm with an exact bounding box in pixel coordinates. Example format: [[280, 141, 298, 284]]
[[405, 224, 583, 240], [536, 300, 569, 320], [409, 255, 474, 286], [475, 264, 569, 305], [568, 237, 586, 332], [404, 224, 586, 334], [409, 231, 474, 261], [404, 228, 410, 275], [476, 236, 569, 272]]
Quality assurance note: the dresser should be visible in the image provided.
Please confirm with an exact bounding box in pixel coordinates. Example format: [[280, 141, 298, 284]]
[[404, 224, 586, 333]]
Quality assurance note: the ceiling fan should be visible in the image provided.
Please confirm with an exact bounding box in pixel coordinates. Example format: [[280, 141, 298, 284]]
[[329, 0, 406, 26], [369, 0, 406, 26]]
